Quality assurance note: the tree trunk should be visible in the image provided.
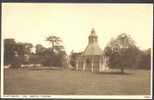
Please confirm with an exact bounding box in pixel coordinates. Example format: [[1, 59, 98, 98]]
[[52, 42, 55, 52], [120, 67, 124, 74]]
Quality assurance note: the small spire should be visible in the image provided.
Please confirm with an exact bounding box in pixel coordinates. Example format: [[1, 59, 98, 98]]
[[121, 33, 127, 39], [91, 28, 96, 35]]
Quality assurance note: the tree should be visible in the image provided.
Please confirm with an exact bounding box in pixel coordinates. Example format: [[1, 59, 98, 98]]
[[45, 35, 67, 67], [4, 39, 16, 65], [31, 46, 47, 65], [13, 42, 33, 65], [46, 36, 62, 52], [23, 43, 33, 54], [144, 48, 151, 69], [69, 51, 82, 68], [54, 45, 67, 67], [35, 44, 46, 55], [104, 33, 139, 73], [138, 48, 151, 69], [4, 38, 34, 67]]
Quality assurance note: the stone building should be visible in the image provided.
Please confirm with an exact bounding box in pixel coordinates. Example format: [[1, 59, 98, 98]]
[[75, 28, 109, 72]]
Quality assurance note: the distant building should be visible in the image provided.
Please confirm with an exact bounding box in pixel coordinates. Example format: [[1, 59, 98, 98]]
[[75, 28, 109, 72]]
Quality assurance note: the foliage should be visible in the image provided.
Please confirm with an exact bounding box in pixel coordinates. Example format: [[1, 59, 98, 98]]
[[35, 44, 46, 55], [4, 39, 33, 67], [34, 47, 66, 67], [4, 33, 151, 69], [4, 35, 67, 68], [104, 33, 142, 72], [46, 36, 62, 52], [137, 48, 151, 69], [69, 51, 82, 67], [4, 39, 16, 65]]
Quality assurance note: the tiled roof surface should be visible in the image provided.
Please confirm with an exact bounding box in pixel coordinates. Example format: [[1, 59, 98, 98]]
[[82, 43, 103, 56]]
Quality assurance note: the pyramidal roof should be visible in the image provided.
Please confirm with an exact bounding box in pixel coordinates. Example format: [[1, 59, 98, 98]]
[[82, 28, 103, 56]]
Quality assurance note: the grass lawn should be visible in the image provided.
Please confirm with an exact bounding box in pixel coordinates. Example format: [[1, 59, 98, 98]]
[[4, 68, 151, 95]]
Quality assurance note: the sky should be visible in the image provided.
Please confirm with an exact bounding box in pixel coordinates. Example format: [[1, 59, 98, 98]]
[[2, 3, 153, 55]]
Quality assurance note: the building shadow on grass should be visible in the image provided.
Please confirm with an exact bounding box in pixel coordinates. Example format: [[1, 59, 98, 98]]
[[94, 71, 132, 75]]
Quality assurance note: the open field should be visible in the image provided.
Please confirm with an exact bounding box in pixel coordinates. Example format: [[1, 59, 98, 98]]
[[4, 68, 151, 95]]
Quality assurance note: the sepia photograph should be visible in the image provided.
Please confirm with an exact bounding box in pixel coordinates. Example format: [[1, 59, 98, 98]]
[[1, 3, 153, 99]]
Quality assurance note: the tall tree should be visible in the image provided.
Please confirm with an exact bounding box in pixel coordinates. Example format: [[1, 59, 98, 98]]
[[46, 36, 62, 52], [104, 33, 139, 73], [4, 39, 16, 65], [46, 35, 68, 67]]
